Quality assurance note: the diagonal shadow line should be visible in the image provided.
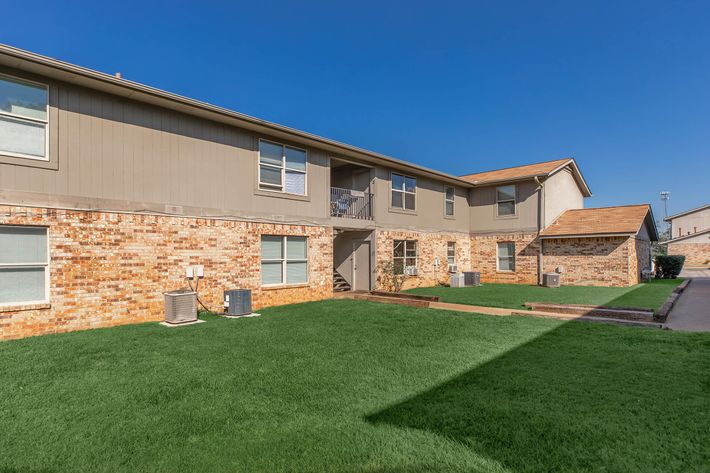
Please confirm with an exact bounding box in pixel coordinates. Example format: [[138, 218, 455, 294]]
[[364, 315, 709, 473]]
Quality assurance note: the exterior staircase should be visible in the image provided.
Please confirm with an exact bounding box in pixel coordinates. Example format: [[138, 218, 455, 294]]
[[333, 270, 351, 292]]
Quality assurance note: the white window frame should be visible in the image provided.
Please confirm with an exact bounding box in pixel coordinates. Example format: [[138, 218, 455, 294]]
[[390, 172, 417, 211], [258, 139, 308, 195], [496, 184, 517, 217], [447, 241, 456, 265], [260, 235, 309, 286], [496, 242, 516, 272], [0, 73, 50, 162], [444, 186, 455, 217], [0, 225, 50, 307], [393, 239, 417, 275]]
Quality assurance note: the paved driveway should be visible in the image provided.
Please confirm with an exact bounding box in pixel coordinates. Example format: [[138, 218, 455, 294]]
[[679, 268, 710, 278], [666, 277, 710, 332]]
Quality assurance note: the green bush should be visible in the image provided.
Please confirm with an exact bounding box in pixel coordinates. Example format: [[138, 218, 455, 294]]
[[655, 255, 685, 279]]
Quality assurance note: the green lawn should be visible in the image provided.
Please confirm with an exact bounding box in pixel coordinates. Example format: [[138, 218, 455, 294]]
[[1, 299, 708, 473], [406, 278, 683, 312]]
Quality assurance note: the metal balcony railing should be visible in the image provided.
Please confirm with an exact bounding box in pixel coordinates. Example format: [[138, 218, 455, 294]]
[[330, 187, 373, 220]]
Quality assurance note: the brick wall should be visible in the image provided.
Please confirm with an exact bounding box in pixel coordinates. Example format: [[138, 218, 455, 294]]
[[542, 236, 633, 287], [667, 242, 710, 267], [375, 229, 471, 290], [470, 233, 539, 284], [632, 238, 653, 284], [0, 206, 332, 341]]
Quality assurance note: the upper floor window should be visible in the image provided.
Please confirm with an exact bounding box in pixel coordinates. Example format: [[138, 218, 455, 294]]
[[0, 75, 49, 161], [0, 226, 49, 305], [258, 139, 307, 195], [496, 184, 516, 216], [391, 173, 416, 211], [445, 186, 455, 216]]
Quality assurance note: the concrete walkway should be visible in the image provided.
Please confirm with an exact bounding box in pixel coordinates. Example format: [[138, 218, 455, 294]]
[[666, 278, 710, 332]]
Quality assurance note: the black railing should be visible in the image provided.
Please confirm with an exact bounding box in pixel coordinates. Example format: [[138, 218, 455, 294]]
[[330, 187, 373, 220]]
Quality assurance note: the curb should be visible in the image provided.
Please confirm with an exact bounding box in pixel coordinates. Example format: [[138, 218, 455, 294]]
[[657, 279, 691, 323]]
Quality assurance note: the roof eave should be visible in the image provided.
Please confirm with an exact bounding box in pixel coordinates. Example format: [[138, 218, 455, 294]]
[[0, 44, 475, 188], [664, 203, 710, 221], [539, 232, 635, 239]]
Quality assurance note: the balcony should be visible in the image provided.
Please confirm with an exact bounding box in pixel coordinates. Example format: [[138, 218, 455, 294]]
[[330, 187, 373, 220]]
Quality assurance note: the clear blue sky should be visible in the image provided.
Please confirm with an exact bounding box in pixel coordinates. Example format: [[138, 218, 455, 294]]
[[2, 0, 708, 219]]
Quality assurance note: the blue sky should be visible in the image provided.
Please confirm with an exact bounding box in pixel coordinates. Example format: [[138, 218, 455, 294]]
[[2, 0, 708, 219]]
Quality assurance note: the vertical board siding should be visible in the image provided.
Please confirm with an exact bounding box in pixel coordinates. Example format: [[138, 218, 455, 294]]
[[0, 74, 329, 220]]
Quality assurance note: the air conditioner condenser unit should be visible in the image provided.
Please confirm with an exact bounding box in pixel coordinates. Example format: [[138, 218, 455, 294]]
[[223, 289, 254, 317], [164, 289, 198, 324]]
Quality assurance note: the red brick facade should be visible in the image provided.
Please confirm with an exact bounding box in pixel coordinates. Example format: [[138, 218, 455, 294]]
[[0, 204, 656, 341], [470, 233, 539, 284], [375, 229, 472, 290], [0, 206, 332, 341], [667, 242, 710, 267], [542, 236, 649, 287], [470, 234, 652, 287]]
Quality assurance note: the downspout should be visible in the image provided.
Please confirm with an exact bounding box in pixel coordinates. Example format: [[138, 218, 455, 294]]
[[534, 176, 544, 285]]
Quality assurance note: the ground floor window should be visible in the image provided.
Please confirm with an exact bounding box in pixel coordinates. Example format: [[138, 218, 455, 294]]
[[261, 235, 308, 285], [393, 240, 417, 275], [447, 241, 456, 265], [497, 242, 515, 271], [0, 225, 48, 305]]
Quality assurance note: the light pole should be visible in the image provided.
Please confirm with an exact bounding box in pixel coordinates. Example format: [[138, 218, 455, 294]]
[[660, 191, 670, 236]]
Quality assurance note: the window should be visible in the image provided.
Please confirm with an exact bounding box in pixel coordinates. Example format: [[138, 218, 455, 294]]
[[0, 75, 49, 161], [391, 173, 416, 211], [261, 235, 308, 285], [444, 186, 455, 216], [447, 242, 456, 265], [258, 139, 307, 195], [496, 184, 516, 216], [0, 226, 48, 305], [393, 240, 417, 274], [497, 242, 515, 271]]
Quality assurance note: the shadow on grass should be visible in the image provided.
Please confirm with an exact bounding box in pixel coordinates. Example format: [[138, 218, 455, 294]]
[[366, 320, 708, 473]]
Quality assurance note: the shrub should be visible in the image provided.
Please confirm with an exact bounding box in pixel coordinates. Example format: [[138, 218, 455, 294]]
[[376, 261, 407, 292], [655, 255, 685, 279]]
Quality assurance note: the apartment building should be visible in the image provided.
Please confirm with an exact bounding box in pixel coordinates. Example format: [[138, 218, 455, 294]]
[[0, 45, 657, 339], [663, 204, 710, 267]]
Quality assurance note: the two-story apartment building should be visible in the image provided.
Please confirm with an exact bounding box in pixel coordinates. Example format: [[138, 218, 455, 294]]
[[0, 45, 657, 340], [663, 204, 710, 267]]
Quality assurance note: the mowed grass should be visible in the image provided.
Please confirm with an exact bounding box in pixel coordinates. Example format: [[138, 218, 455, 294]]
[[0, 299, 708, 473], [406, 278, 683, 312]]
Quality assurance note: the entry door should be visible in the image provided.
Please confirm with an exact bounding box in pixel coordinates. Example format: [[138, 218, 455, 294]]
[[352, 239, 371, 291]]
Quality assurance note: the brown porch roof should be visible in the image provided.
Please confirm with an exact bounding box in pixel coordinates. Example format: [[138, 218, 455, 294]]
[[540, 204, 658, 240]]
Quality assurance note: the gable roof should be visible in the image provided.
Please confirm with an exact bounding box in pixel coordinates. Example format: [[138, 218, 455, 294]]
[[0, 44, 475, 188], [540, 204, 658, 240], [459, 158, 592, 197], [664, 203, 710, 222]]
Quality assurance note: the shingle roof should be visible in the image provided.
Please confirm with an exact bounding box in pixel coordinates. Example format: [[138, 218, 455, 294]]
[[540, 204, 656, 239], [459, 158, 572, 184]]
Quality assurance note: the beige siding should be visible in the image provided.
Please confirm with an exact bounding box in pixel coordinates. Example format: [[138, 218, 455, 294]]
[[543, 167, 584, 226], [371, 168, 470, 232], [469, 180, 539, 233], [670, 208, 710, 238], [0, 67, 330, 222]]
